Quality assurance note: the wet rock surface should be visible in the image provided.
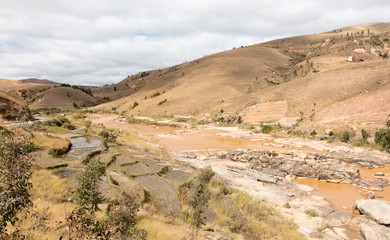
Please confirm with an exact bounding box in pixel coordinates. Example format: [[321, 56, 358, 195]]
[[178, 149, 389, 192]]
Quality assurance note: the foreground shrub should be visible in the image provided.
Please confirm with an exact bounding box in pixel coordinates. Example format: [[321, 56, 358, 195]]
[[375, 128, 390, 153], [0, 128, 34, 236], [261, 125, 273, 134], [106, 193, 147, 239]]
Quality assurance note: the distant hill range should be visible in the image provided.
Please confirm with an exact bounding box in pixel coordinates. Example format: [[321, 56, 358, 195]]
[[19, 78, 59, 85]]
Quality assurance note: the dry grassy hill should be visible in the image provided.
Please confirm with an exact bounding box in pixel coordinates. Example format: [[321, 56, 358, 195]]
[[91, 22, 390, 129], [30, 86, 97, 109]]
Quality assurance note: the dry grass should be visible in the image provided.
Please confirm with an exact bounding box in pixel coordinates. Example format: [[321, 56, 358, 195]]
[[208, 181, 305, 240], [31, 131, 70, 150], [30, 168, 72, 202], [7, 169, 77, 239], [138, 211, 195, 240]]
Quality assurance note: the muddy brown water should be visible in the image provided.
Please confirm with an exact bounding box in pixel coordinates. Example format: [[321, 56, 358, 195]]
[[89, 115, 390, 212]]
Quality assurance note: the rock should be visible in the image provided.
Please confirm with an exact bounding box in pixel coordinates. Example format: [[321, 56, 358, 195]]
[[356, 178, 383, 191], [326, 210, 351, 225], [359, 222, 390, 240], [221, 197, 247, 231], [201, 206, 218, 223], [375, 172, 385, 177], [356, 199, 390, 225], [292, 164, 316, 178], [134, 175, 181, 215]]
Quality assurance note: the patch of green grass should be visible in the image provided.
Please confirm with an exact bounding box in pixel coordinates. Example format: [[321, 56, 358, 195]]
[[305, 209, 318, 217]]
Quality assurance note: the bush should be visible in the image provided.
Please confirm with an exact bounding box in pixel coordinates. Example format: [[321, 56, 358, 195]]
[[106, 193, 147, 239], [131, 101, 139, 109], [0, 128, 34, 235], [157, 99, 167, 105], [375, 128, 390, 153], [361, 129, 369, 142], [43, 116, 75, 130], [310, 130, 317, 137], [151, 92, 161, 98], [261, 125, 273, 134], [342, 131, 350, 142], [305, 209, 318, 217]]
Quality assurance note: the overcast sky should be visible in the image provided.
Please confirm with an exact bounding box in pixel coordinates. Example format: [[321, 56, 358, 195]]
[[0, 0, 389, 86]]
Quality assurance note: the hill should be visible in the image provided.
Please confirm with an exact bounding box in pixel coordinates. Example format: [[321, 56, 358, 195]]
[[29, 86, 97, 109], [0, 91, 31, 120], [91, 22, 390, 130], [19, 78, 59, 85]]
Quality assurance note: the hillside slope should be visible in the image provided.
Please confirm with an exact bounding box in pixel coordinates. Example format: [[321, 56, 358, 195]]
[[0, 91, 31, 120], [92, 22, 390, 128], [30, 87, 97, 109]]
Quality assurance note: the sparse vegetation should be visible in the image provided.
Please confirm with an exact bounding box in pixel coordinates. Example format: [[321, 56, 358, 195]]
[[151, 92, 161, 98], [305, 209, 318, 217], [76, 160, 106, 213], [342, 131, 350, 142], [261, 125, 273, 134], [0, 127, 34, 237], [158, 99, 167, 105]]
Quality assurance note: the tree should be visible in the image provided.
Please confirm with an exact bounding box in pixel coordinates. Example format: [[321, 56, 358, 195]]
[[76, 160, 106, 213], [106, 193, 147, 239], [0, 127, 35, 235], [188, 167, 215, 240]]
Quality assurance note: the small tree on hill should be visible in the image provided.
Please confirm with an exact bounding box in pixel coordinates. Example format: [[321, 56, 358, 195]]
[[0, 127, 35, 236], [76, 160, 106, 213]]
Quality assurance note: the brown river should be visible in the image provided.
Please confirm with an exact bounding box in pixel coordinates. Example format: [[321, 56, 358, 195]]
[[88, 114, 390, 213]]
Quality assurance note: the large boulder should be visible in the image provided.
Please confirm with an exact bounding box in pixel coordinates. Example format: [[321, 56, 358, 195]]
[[356, 199, 390, 225]]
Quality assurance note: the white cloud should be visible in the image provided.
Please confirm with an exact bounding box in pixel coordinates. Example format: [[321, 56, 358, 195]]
[[0, 0, 389, 85]]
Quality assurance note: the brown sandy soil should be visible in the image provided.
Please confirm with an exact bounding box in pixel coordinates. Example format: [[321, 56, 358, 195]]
[[240, 101, 288, 124]]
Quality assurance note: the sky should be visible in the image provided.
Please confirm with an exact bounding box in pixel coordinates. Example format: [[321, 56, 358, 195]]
[[0, 0, 389, 86]]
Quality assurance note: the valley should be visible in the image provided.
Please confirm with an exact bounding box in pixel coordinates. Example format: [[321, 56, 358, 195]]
[[1, 22, 390, 239]]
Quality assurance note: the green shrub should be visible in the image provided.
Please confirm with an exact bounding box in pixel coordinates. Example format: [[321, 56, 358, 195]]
[[261, 125, 273, 134], [375, 128, 390, 153], [157, 99, 167, 105], [310, 130, 317, 136], [131, 101, 139, 109], [361, 129, 369, 142], [342, 131, 350, 142], [305, 209, 318, 217], [151, 92, 161, 98]]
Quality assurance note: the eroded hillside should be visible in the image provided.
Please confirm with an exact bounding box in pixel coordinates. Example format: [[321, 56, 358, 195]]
[[91, 22, 390, 130]]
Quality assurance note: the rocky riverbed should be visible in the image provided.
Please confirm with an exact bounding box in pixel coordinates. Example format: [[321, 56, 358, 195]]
[[88, 114, 390, 239]]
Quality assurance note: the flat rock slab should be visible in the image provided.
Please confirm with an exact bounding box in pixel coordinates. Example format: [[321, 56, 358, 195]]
[[356, 199, 390, 225], [134, 175, 181, 215], [359, 221, 390, 240], [162, 170, 192, 188], [124, 162, 153, 177]]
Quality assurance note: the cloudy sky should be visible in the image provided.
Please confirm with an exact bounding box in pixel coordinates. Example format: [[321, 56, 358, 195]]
[[0, 0, 389, 86]]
